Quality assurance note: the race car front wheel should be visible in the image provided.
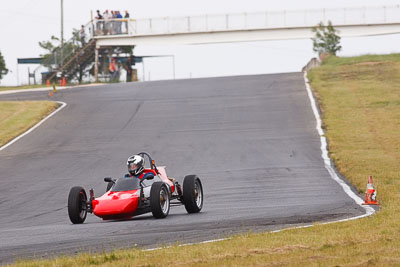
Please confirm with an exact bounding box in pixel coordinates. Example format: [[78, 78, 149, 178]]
[[150, 182, 170, 218], [68, 186, 88, 224], [183, 175, 203, 213]]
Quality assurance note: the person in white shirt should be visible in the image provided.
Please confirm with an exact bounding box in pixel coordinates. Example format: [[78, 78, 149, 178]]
[[103, 10, 111, 35]]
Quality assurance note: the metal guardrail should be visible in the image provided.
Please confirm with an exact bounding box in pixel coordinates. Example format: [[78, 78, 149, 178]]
[[93, 5, 400, 38]]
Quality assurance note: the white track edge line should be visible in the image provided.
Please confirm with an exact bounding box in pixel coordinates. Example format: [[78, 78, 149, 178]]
[[141, 72, 377, 252], [303, 71, 375, 217], [0, 101, 67, 151]]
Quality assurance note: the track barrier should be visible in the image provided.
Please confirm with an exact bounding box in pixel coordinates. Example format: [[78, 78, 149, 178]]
[[49, 83, 57, 97], [59, 77, 66, 86], [362, 176, 379, 205]]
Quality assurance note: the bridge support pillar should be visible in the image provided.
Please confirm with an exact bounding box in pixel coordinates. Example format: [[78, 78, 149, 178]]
[[95, 48, 99, 82]]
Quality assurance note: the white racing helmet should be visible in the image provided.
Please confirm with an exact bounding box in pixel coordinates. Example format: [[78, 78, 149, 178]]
[[127, 155, 144, 176]]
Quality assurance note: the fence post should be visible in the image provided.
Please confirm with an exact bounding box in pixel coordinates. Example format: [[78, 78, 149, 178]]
[[383, 6, 387, 23], [344, 8, 346, 24], [149, 18, 152, 33], [283, 10, 286, 27], [363, 6, 366, 24]]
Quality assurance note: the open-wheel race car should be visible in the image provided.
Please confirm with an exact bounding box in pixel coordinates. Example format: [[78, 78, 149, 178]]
[[67, 152, 203, 224]]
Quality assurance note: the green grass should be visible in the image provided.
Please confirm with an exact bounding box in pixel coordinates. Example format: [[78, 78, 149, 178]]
[[0, 101, 58, 147], [6, 54, 400, 266], [0, 82, 104, 92], [0, 84, 49, 92]]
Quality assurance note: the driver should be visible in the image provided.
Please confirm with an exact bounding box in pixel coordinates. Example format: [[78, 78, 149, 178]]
[[125, 154, 155, 180]]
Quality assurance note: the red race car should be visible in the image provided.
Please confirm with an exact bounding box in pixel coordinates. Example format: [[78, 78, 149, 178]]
[[67, 152, 203, 224]]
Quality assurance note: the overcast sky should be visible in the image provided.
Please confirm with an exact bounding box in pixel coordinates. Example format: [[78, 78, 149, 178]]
[[1, 0, 400, 85]]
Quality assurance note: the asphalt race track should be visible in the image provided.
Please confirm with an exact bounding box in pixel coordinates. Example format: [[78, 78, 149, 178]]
[[0, 73, 365, 264]]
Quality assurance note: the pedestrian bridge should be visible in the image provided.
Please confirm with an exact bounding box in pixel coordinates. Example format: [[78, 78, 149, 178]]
[[93, 5, 400, 47]]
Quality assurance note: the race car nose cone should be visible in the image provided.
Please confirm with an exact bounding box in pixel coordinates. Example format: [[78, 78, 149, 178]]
[[93, 190, 140, 220]]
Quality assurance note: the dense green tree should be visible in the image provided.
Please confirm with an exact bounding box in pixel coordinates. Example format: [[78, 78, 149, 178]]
[[311, 21, 342, 56], [0, 49, 8, 81]]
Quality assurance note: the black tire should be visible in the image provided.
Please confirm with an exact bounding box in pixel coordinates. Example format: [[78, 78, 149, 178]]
[[183, 175, 203, 213], [68, 186, 88, 224], [150, 182, 170, 219], [106, 182, 113, 192]]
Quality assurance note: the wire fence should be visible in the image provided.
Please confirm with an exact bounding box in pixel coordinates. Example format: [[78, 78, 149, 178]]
[[93, 5, 400, 37]]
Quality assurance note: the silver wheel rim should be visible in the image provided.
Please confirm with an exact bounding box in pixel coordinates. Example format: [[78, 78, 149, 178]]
[[194, 181, 202, 208], [160, 186, 169, 214]]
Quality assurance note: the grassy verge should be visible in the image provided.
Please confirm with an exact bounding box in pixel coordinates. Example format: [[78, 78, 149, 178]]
[[0, 101, 58, 147], [0, 85, 49, 92], [0, 82, 106, 92], [8, 54, 400, 266]]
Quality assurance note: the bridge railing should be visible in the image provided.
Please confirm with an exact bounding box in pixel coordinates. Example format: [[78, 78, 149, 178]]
[[93, 5, 400, 38]]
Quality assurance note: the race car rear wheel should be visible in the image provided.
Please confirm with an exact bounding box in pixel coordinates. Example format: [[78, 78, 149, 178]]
[[150, 182, 170, 219], [68, 186, 88, 224], [183, 175, 203, 213]]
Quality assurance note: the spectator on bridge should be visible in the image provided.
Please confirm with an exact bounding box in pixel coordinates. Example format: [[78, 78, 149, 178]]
[[124, 11, 130, 33], [95, 10, 103, 35], [116, 11, 123, 34], [103, 10, 111, 35], [111, 10, 116, 34]]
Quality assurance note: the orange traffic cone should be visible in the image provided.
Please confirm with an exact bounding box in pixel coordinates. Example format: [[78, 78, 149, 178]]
[[62, 77, 67, 86], [46, 79, 50, 87], [362, 176, 379, 205], [59, 79, 63, 86]]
